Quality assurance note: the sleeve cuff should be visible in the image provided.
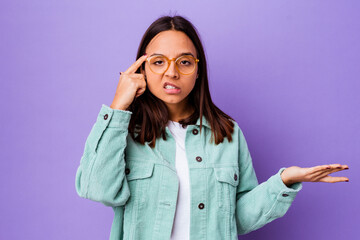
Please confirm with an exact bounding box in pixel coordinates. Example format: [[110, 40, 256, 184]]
[[97, 104, 132, 129], [267, 167, 303, 203]]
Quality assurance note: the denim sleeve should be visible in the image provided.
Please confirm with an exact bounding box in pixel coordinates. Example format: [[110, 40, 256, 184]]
[[75, 104, 132, 207], [235, 126, 303, 235]]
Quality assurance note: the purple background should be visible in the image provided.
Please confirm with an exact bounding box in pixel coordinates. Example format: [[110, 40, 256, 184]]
[[1, 0, 359, 239]]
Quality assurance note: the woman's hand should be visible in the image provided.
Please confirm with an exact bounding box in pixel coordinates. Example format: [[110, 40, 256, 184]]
[[280, 164, 349, 187], [110, 54, 148, 110]]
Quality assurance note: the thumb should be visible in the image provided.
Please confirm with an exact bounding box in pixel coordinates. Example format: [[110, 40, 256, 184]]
[[135, 87, 146, 97]]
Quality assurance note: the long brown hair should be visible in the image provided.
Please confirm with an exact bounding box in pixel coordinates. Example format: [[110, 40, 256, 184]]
[[127, 15, 235, 148]]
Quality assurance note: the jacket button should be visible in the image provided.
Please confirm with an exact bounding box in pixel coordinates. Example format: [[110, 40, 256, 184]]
[[198, 203, 204, 209], [196, 156, 202, 162], [282, 193, 289, 197], [234, 173, 237, 181], [104, 114, 108, 120], [192, 129, 198, 135], [125, 168, 130, 175]]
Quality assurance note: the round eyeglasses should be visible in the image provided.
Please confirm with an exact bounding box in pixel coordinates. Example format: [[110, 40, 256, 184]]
[[146, 54, 199, 75]]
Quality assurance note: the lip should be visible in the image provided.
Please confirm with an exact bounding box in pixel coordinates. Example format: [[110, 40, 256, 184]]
[[164, 87, 181, 94], [163, 82, 180, 89]]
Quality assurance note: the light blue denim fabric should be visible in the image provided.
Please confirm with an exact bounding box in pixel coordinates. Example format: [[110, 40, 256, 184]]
[[75, 104, 302, 240]]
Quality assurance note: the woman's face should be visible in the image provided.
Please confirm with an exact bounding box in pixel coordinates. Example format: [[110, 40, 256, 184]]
[[142, 30, 198, 110]]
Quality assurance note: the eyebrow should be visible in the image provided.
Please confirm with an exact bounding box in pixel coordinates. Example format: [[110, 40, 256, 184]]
[[150, 52, 195, 58]]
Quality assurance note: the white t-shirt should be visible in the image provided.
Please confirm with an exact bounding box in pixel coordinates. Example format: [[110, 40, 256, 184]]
[[167, 120, 190, 240]]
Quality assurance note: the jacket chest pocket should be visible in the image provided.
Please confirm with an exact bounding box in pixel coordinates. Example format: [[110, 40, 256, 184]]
[[214, 167, 239, 212], [126, 160, 155, 207]]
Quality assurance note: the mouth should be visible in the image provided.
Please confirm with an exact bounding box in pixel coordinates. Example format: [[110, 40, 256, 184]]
[[163, 82, 180, 89], [163, 82, 181, 94]]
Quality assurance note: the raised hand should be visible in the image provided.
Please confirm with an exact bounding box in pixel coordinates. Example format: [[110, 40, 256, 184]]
[[110, 54, 148, 110], [280, 164, 349, 187]]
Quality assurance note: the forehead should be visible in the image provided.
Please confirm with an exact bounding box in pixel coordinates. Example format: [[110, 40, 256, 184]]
[[146, 30, 197, 57]]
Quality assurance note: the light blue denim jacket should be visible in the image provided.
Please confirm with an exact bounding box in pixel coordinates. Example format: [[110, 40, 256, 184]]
[[75, 104, 302, 240]]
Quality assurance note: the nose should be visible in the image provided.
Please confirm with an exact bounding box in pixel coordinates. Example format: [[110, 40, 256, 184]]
[[164, 60, 179, 79]]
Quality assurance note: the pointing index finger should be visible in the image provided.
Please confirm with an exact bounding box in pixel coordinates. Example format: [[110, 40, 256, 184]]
[[124, 54, 148, 74]]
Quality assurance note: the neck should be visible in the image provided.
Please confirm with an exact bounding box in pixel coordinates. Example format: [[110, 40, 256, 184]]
[[166, 99, 194, 122]]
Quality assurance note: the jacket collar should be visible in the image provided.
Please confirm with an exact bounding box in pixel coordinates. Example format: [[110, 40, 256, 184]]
[[195, 115, 211, 129]]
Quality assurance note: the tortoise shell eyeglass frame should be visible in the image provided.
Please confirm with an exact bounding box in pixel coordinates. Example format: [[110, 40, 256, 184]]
[[145, 54, 200, 75]]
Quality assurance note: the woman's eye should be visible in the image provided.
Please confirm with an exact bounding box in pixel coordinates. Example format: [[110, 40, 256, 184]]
[[180, 60, 191, 65], [154, 61, 164, 65]]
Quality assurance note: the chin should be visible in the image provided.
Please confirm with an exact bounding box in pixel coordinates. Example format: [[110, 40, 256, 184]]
[[163, 98, 184, 104], [161, 95, 186, 103]]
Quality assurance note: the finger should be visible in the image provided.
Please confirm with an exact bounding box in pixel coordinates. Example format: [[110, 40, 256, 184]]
[[134, 83, 147, 97], [318, 176, 349, 183], [306, 165, 334, 179], [308, 165, 333, 174], [134, 77, 147, 96], [311, 170, 337, 181], [312, 166, 350, 181], [309, 164, 348, 174], [310, 166, 348, 179], [135, 87, 146, 97], [328, 163, 344, 169], [326, 164, 349, 172], [119, 73, 145, 81], [124, 55, 148, 74], [128, 73, 146, 79]]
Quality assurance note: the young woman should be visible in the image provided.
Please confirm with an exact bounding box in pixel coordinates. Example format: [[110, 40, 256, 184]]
[[75, 15, 349, 240]]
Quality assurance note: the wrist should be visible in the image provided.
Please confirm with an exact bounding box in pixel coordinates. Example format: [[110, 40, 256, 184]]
[[281, 168, 294, 187], [110, 103, 128, 111]]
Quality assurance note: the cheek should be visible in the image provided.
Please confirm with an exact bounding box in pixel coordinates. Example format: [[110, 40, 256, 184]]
[[145, 77, 162, 94], [184, 77, 197, 92]]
